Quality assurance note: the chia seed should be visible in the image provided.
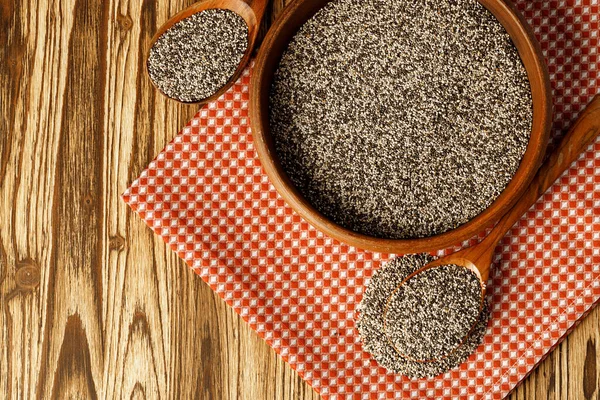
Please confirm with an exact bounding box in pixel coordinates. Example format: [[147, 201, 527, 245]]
[[147, 9, 248, 102], [384, 264, 481, 361], [269, 0, 533, 239], [356, 254, 490, 378]]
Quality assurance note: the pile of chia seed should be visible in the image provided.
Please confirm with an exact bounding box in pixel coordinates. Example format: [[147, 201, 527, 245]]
[[269, 0, 533, 239], [147, 9, 248, 102], [384, 264, 481, 361], [356, 254, 490, 378]]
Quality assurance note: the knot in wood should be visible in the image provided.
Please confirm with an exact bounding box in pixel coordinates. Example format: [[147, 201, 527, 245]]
[[109, 234, 126, 251], [117, 13, 133, 31], [83, 194, 94, 207], [16, 260, 41, 291]]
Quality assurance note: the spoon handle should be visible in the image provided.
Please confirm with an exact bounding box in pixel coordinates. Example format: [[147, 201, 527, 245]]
[[244, 0, 268, 19], [482, 94, 600, 248]]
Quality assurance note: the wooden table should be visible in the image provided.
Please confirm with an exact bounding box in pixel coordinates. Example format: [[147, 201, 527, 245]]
[[1, 1, 598, 398]]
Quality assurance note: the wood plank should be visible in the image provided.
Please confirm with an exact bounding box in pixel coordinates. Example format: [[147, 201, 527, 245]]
[[0, 0, 596, 399]]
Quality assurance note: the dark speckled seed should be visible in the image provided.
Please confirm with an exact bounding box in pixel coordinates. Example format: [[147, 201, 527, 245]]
[[269, 0, 533, 239], [356, 254, 490, 378], [147, 9, 248, 102], [384, 264, 481, 361]]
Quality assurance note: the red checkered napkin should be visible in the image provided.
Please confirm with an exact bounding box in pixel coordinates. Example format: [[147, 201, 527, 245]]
[[123, 1, 600, 398]]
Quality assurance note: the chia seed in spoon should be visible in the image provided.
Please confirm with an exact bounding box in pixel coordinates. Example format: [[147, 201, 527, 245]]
[[147, 9, 248, 102], [356, 254, 490, 378], [384, 264, 482, 361]]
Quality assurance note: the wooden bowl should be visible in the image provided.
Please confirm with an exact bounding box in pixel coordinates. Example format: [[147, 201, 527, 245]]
[[250, 0, 552, 254]]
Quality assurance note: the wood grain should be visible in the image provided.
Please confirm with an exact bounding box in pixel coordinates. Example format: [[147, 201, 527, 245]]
[[0, 1, 596, 399]]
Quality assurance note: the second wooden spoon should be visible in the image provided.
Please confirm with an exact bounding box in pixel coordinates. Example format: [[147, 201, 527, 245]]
[[385, 94, 600, 362]]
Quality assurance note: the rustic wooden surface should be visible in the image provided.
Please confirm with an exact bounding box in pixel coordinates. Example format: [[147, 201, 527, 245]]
[[0, 1, 597, 399]]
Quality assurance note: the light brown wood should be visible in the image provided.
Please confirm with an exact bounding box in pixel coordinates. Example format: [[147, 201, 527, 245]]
[[147, 0, 268, 104], [0, 0, 316, 399], [0, 1, 597, 399], [250, 0, 553, 254]]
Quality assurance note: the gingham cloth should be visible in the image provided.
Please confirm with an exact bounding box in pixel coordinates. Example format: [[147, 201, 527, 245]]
[[123, 1, 600, 398]]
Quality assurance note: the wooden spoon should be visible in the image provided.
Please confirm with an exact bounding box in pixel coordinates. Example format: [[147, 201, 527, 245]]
[[384, 94, 600, 362], [147, 0, 267, 104]]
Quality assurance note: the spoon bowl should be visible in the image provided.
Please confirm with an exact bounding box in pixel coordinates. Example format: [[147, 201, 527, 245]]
[[147, 0, 267, 104]]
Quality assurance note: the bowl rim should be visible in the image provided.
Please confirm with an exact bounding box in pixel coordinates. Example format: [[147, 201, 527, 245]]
[[250, 0, 552, 254]]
